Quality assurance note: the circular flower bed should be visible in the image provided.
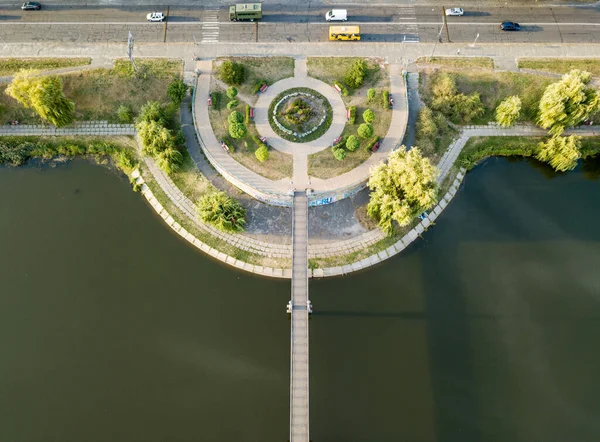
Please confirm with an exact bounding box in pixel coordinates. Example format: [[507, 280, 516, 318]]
[[268, 87, 332, 143]]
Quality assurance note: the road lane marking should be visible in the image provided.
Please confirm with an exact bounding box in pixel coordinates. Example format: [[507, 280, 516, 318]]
[[1, 21, 599, 26]]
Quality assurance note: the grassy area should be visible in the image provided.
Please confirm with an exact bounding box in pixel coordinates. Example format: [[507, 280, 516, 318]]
[[458, 136, 600, 170], [518, 58, 600, 76], [421, 69, 553, 124], [0, 58, 183, 124], [214, 57, 295, 102], [169, 152, 214, 203], [0, 57, 92, 76], [416, 57, 494, 70], [208, 86, 293, 180]]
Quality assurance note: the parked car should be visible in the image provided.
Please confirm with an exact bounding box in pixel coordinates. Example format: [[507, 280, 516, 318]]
[[500, 21, 521, 31], [21, 2, 41, 10], [325, 9, 347, 21], [146, 12, 165, 22], [445, 8, 464, 16]]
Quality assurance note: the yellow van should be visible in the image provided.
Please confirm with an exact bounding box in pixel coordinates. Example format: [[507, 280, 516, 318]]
[[329, 25, 360, 41]]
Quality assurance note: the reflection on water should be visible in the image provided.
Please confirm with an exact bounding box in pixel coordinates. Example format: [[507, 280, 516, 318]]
[[1, 156, 600, 442]]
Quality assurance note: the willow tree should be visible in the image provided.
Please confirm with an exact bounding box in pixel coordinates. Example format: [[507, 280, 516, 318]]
[[6, 69, 74, 127], [367, 147, 438, 236], [536, 135, 581, 172], [197, 190, 247, 233], [495, 95, 522, 127], [538, 70, 600, 136]]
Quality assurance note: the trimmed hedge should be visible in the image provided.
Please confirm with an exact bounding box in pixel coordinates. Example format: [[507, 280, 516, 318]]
[[382, 90, 389, 109], [348, 106, 356, 124], [245, 105, 251, 125], [334, 81, 349, 97]]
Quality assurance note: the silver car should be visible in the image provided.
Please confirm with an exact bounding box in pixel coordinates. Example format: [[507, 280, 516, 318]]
[[445, 8, 464, 16]]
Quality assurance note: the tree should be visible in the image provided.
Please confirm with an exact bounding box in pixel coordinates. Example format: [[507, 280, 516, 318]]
[[167, 79, 188, 105], [255, 145, 269, 162], [536, 135, 581, 172], [363, 108, 375, 124], [416, 106, 437, 139], [226, 86, 238, 99], [137, 101, 166, 124], [156, 147, 184, 174], [220, 60, 245, 85], [367, 146, 438, 235], [228, 110, 243, 124], [430, 72, 484, 123], [333, 147, 347, 161], [5, 70, 75, 127], [495, 95, 522, 127], [226, 100, 239, 109], [346, 135, 360, 152], [136, 120, 174, 156], [197, 190, 247, 233], [228, 122, 247, 139], [538, 70, 600, 136], [367, 88, 376, 101], [344, 59, 367, 89], [357, 123, 373, 139]]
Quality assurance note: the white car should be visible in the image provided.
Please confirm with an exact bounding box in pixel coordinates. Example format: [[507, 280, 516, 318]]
[[445, 8, 464, 16], [146, 12, 165, 22]]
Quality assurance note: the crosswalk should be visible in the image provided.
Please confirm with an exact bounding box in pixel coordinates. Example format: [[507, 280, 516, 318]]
[[201, 9, 220, 43], [397, 5, 419, 42]]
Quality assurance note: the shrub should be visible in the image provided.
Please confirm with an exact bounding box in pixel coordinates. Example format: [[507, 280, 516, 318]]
[[245, 105, 251, 125], [344, 59, 367, 89], [226, 100, 239, 109], [382, 91, 389, 108], [430, 72, 485, 123], [346, 135, 360, 152], [167, 79, 188, 105], [357, 123, 374, 139], [255, 145, 269, 162], [211, 92, 220, 111], [197, 190, 247, 233], [416, 107, 437, 139], [365, 137, 380, 152], [220, 60, 245, 85], [113, 149, 136, 171], [253, 79, 268, 94], [348, 106, 356, 124], [363, 108, 375, 124], [332, 147, 347, 161], [174, 130, 186, 148], [228, 110, 243, 124], [228, 122, 247, 139], [156, 147, 183, 174], [334, 81, 349, 96], [57, 143, 85, 157], [0, 140, 34, 166], [367, 88, 376, 101], [137, 101, 165, 124], [332, 136, 347, 151], [116, 104, 133, 123], [226, 86, 238, 99]]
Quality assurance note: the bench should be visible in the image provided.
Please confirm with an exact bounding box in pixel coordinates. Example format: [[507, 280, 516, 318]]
[[346, 108, 351, 121], [333, 83, 342, 94], [371, 141, 380, 152], [207, 96, 213, 107], [388, 94, 394, 108], [258, 135, 267, 145], [333, 136, 342, 145], [259, 83, 268, 93], [220, 140, 230, 153], [250, 108, 255, 119]]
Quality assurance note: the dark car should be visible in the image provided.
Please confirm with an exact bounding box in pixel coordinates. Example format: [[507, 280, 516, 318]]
[[501, 21, 520, 31], [21, 2, 41, 10]]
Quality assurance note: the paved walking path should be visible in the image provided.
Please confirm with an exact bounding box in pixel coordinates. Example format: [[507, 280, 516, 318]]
[[0, 121, 135, 136], [0, 58, 112, 84]]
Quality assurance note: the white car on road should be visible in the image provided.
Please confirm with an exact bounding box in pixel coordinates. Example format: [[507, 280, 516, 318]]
[[146, 12, 165, 22], [445, 8, 464, 16]]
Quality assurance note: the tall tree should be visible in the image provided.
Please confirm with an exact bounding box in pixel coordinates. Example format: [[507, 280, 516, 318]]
[[538, 69, 600, 136], [6, 70, 74, 127], [367, 147, 438, 235], [197, 190, 247, 233], [536, 135, 581, 172], [495, 95, 522, 127]]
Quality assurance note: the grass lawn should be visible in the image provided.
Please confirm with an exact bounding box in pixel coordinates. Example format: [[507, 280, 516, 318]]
[[416, 57, 494, 70], [208, 85, 293, 180], [0, 59, 183, 124], [214, 57, 295, 102], [0, 57, 92, 76], [169, 152, 213, 204], [420, 69, 553, 124], [517, 58, 600, 76]]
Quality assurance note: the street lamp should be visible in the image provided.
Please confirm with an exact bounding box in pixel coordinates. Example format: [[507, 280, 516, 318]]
[[429, 24, 445, 62]]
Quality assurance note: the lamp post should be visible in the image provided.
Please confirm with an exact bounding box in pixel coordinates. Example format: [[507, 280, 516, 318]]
[[470, 32, 480, 48], [429, 24, 445, 62]]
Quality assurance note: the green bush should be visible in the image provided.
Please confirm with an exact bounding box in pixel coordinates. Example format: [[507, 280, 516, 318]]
[[382, 91, 390, 109], [245, 105, 251, 125], [0, 140, 34, 166], [332, 147, 347, 161], [363, 108, 375, 123], [348, 106, 356, 124], [367, 88, 376, 101], [344, 59, 367, 89], [174, 130, 186, 148], [334, 81, 349, 96], [253, 79, 268, 94], [226, 100, 239, 109], [228, 122, 247, 139], [197, 190, 247, 233], [114, 149, 136, 171], [226, 86, 238, 99], [167, 79, 188, 105], [211, 91, 220, 111], [228, 110, 244, 124], [116, 104, 133, 123], [430, 73, 485, 123], [357, 123, 374, 139], [220, 60, 245, 85], [346, 135, 360, 152], [137, 101, 166, 124], [255, 145, 269, 162]]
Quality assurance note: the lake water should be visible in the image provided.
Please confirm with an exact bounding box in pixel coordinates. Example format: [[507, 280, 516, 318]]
[[1, 157, 599, 442]]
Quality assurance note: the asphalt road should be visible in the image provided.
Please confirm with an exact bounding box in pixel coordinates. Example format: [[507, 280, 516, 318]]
[[0, 4, 599, 44]]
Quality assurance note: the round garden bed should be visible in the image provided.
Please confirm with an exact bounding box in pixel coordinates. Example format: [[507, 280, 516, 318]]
[[268, 87, 332, 143]]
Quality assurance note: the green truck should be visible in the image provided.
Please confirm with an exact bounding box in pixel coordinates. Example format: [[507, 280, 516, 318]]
[[229, 3, 262, 21]]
